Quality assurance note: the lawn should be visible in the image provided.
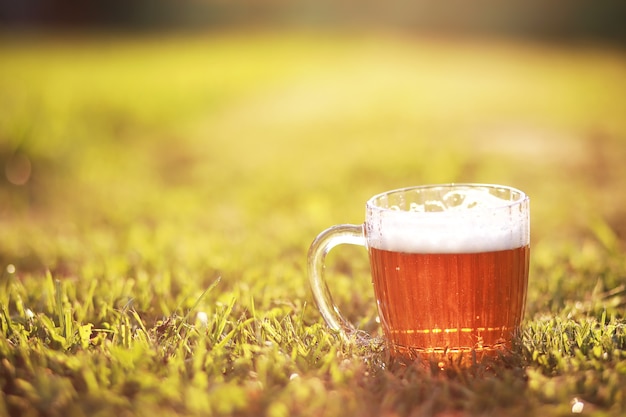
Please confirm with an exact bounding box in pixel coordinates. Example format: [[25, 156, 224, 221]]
[[0, 29, 625, 417]]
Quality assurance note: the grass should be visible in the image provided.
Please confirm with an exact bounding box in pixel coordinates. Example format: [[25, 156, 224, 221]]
[[0, 28, 626, 416]]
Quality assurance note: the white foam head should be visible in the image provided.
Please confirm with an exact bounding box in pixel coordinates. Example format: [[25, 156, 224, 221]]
[[365, 185, 529, 253]]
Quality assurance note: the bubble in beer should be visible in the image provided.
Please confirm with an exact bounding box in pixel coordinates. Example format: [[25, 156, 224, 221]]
[[368, 185, 529, 254], [396, 189, 513, 214], [424, 200, 446, 212], [443, 191, 465, 208], [442, 189, 506, 211]]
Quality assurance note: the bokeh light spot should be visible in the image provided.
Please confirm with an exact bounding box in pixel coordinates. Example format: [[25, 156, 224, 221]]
[[571, 398, 584, 414], [5, 153, 32, 186]]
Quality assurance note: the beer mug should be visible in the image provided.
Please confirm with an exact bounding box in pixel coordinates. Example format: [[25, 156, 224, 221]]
[[307, 184, 530, 365]]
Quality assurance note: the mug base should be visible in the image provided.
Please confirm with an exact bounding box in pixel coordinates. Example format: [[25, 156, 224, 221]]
[[388, 342, 515, 369]]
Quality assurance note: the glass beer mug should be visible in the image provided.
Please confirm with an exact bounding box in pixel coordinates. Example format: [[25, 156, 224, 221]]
[[307, 184, 530, 365]]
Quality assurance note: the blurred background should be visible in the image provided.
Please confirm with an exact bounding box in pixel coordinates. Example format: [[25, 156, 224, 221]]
[[1, 0, 625, 44], [0, 0, 625, 291]]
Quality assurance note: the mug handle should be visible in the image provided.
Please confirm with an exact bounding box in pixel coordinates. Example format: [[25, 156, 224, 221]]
[[307, 224, 366, 342]]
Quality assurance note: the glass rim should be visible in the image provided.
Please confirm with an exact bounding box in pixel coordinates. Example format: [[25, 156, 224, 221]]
[[366, 183, 528, 213]]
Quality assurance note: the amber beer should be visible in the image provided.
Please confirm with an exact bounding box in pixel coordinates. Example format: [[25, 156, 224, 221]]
[[369, 246, 530, 360], [308, 184, 530, 365]]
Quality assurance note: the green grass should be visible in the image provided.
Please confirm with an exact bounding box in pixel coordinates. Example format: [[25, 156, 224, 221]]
[[1, 29, 626, 416]]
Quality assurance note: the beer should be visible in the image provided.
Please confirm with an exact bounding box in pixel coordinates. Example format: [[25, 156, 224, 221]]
[[308, 184, 530, 365], [369, 246, 529, 359], [364, 186, 530, 362]]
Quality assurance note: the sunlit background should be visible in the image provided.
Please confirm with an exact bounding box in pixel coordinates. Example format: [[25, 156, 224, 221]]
[[1, 0, 625, 276], [2, 0, 626, 43]]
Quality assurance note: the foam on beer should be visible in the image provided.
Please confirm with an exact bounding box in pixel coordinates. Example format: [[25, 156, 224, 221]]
[[366, 188, 529, 254]]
